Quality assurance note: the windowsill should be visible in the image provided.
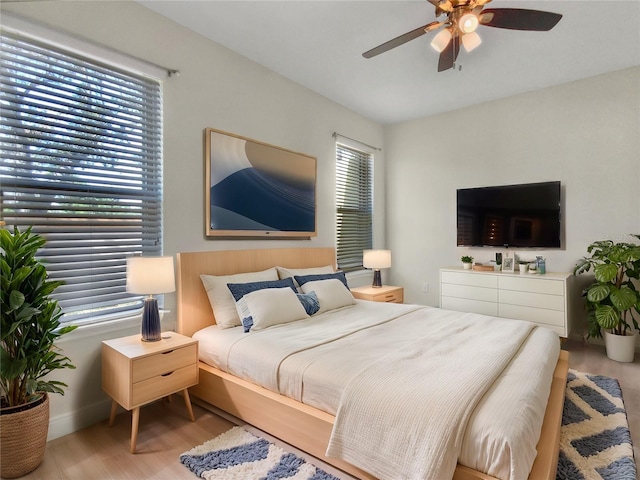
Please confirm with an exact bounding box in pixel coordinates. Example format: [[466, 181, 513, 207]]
[[55, 310, 170, 344]]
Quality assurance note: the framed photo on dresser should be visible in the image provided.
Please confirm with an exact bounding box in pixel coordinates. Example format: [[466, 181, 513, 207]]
[[502, 253, 515, 272]]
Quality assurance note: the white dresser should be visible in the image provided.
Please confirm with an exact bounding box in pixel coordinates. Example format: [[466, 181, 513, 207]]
[[440, 268, 573, 337]]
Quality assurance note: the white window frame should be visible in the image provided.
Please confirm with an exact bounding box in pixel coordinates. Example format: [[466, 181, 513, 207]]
[[0, 21, 164, 326], [335, 141, 374, 272]]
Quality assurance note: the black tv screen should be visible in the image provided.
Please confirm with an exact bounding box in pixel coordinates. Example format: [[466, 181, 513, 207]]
[[457, 181, 561, 248]]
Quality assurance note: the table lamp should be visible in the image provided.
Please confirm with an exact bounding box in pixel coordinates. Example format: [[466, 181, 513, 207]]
[[363, 249, 391, 288], [126, 256, 175, 342]]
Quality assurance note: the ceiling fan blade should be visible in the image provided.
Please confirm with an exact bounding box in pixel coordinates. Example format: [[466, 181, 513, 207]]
[[363, 22, 441, 59], [438, 35, 460, 72], [480, 8, 562, 31]]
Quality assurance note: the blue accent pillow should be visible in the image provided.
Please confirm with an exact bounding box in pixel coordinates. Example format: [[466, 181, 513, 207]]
[[227, 278, 297, 333], [241, 316, 254, 332], [296, 291, 320, 316], [227, 278, 297, 301], [294, 271, 348, 289]]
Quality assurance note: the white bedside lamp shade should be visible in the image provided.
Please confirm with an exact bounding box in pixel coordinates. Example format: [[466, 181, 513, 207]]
[[363, 249, 392, 288], [127, 256, 175, 341]]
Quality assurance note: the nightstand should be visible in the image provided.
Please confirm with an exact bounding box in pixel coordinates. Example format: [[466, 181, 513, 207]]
[[102, 332, 199, 453], [350, 285, 404, 303]]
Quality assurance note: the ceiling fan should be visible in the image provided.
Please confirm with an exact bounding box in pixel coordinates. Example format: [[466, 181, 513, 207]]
[[363, 0, 562, 72]]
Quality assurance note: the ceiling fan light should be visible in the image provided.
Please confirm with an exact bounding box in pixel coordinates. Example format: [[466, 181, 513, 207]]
[[462, 31, 482, 52], [430, 28, 452, 53], [459, 13, 479, 33]]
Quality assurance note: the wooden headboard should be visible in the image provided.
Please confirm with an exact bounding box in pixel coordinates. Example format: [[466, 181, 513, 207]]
[[176, 247, 336, 337]]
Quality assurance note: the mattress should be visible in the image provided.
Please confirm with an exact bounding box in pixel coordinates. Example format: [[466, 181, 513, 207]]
[[193, 300, 560, 480]]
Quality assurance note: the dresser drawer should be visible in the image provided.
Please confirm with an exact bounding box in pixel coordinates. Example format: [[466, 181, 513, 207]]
[[441, 283, 498, 303], [499, 304, 566, 334], [441, 296, 499, 317], [131, 363, 198, 407], [132, 344, 197, 383], [498, 276, 564, 295], [441, 271, 497, 288], [499, 290, 565, 311]]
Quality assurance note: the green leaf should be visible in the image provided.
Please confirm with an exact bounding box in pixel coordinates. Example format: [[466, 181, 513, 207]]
[[595, 305, 620, 329], [594, 263, 618, 283], [587, 284, 610, 303], [610, 286, 637, 312], [8, 290, 25, 310]]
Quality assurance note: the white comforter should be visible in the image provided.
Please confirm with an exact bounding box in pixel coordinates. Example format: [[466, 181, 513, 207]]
[[326, 310, 533, 480], [194, 301, 559, 480]]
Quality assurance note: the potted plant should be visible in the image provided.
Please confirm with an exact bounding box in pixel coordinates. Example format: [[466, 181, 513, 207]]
[[573, 234, 640, 363], [517, 260, 529, 273], [461, 255, 474, 269], [1, 227, 77, 478]]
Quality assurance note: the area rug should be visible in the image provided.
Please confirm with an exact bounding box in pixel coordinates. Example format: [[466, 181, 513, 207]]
[[181, 369, 636, 480], [180, 426, 339, 480], [557, 369, 636, 480]]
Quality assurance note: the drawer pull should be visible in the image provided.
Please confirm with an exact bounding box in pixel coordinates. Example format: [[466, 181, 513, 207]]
[[161, 371, 174, 377], [162, 350, 174, 355]]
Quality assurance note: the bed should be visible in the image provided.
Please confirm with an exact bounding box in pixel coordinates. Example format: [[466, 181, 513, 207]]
[[176, 247, 569, 480]]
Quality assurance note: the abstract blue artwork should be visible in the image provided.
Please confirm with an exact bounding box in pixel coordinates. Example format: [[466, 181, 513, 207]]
[[205, 129, 316, 238]]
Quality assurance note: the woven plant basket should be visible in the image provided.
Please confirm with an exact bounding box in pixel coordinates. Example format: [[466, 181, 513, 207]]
[[0, 393, 49, 479]]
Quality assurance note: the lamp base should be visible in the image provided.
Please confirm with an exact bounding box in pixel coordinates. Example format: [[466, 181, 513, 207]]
[[372, 269, 382, 288], [141, 297, 162, 342]]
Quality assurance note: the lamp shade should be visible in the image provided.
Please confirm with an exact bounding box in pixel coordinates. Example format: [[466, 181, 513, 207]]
[[363, 250, 392, 269], [462, 31, 482, 52], [126, 256, 175, 295], [430, 28, 452, 53]]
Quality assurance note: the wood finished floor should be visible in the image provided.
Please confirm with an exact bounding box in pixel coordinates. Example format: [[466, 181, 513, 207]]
[[20, 340, 639, 480]]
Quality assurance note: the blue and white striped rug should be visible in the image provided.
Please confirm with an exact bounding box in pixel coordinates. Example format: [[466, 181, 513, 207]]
[[180, 427, 339, 480], [557, 369, 636, 480], [180, 369, 636, 480]]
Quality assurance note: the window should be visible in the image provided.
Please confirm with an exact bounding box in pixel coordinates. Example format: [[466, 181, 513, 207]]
[[0, 32, 163, 324], [335, 143, 373, 271]]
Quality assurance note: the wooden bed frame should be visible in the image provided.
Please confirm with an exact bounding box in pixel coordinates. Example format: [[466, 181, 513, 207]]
[[176, 247, 569, 480]]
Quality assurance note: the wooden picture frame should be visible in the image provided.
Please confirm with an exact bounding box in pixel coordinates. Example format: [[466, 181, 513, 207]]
[[204, 128, 317, 238]]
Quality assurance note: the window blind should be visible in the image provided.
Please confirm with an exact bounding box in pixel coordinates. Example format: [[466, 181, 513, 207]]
[[335, 143, 373, 271], [0, 32, 163, 324]]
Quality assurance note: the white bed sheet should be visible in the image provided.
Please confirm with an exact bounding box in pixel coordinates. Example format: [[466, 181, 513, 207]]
[[193, 301, 559, 480]]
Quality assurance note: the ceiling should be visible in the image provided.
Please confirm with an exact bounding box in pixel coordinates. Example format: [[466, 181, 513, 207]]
[[137, 0, 640, 125]]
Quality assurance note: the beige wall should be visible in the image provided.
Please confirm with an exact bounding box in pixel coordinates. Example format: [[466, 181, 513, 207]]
[[1, 0, 385, 439], [384, 66, 640, 339]]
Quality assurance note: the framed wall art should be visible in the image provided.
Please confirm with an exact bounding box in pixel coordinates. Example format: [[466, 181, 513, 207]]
[[204, 128, 317, 238]]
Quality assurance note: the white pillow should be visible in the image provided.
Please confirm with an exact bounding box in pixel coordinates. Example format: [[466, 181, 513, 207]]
[[200, 267, 278, 328], [300, 278, 355, 314], [276, 265, 334, 288], [244, 287, 309, 331]]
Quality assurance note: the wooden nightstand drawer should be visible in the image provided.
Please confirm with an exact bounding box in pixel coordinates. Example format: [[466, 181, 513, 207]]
[[132, 344, 197, 383], [351, 285, 403, 303], [371, 290, 403, 303], [132, 363, 198, 407]]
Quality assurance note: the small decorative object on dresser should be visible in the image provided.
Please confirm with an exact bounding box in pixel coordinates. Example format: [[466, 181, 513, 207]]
[[351, 285, 403, 303], [502, 255, 515, 272], [101, 332, 199, 453], [460, 255, 473, 269]]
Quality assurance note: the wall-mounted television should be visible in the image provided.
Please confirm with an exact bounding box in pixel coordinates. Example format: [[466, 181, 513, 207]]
[[457, 181, 561, 248]]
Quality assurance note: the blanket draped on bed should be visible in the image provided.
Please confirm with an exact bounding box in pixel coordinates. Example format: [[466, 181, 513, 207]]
[[326, 313, 535, 480]]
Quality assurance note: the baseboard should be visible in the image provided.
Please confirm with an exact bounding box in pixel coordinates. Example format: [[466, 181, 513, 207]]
[[47, 398, 112, 441]]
